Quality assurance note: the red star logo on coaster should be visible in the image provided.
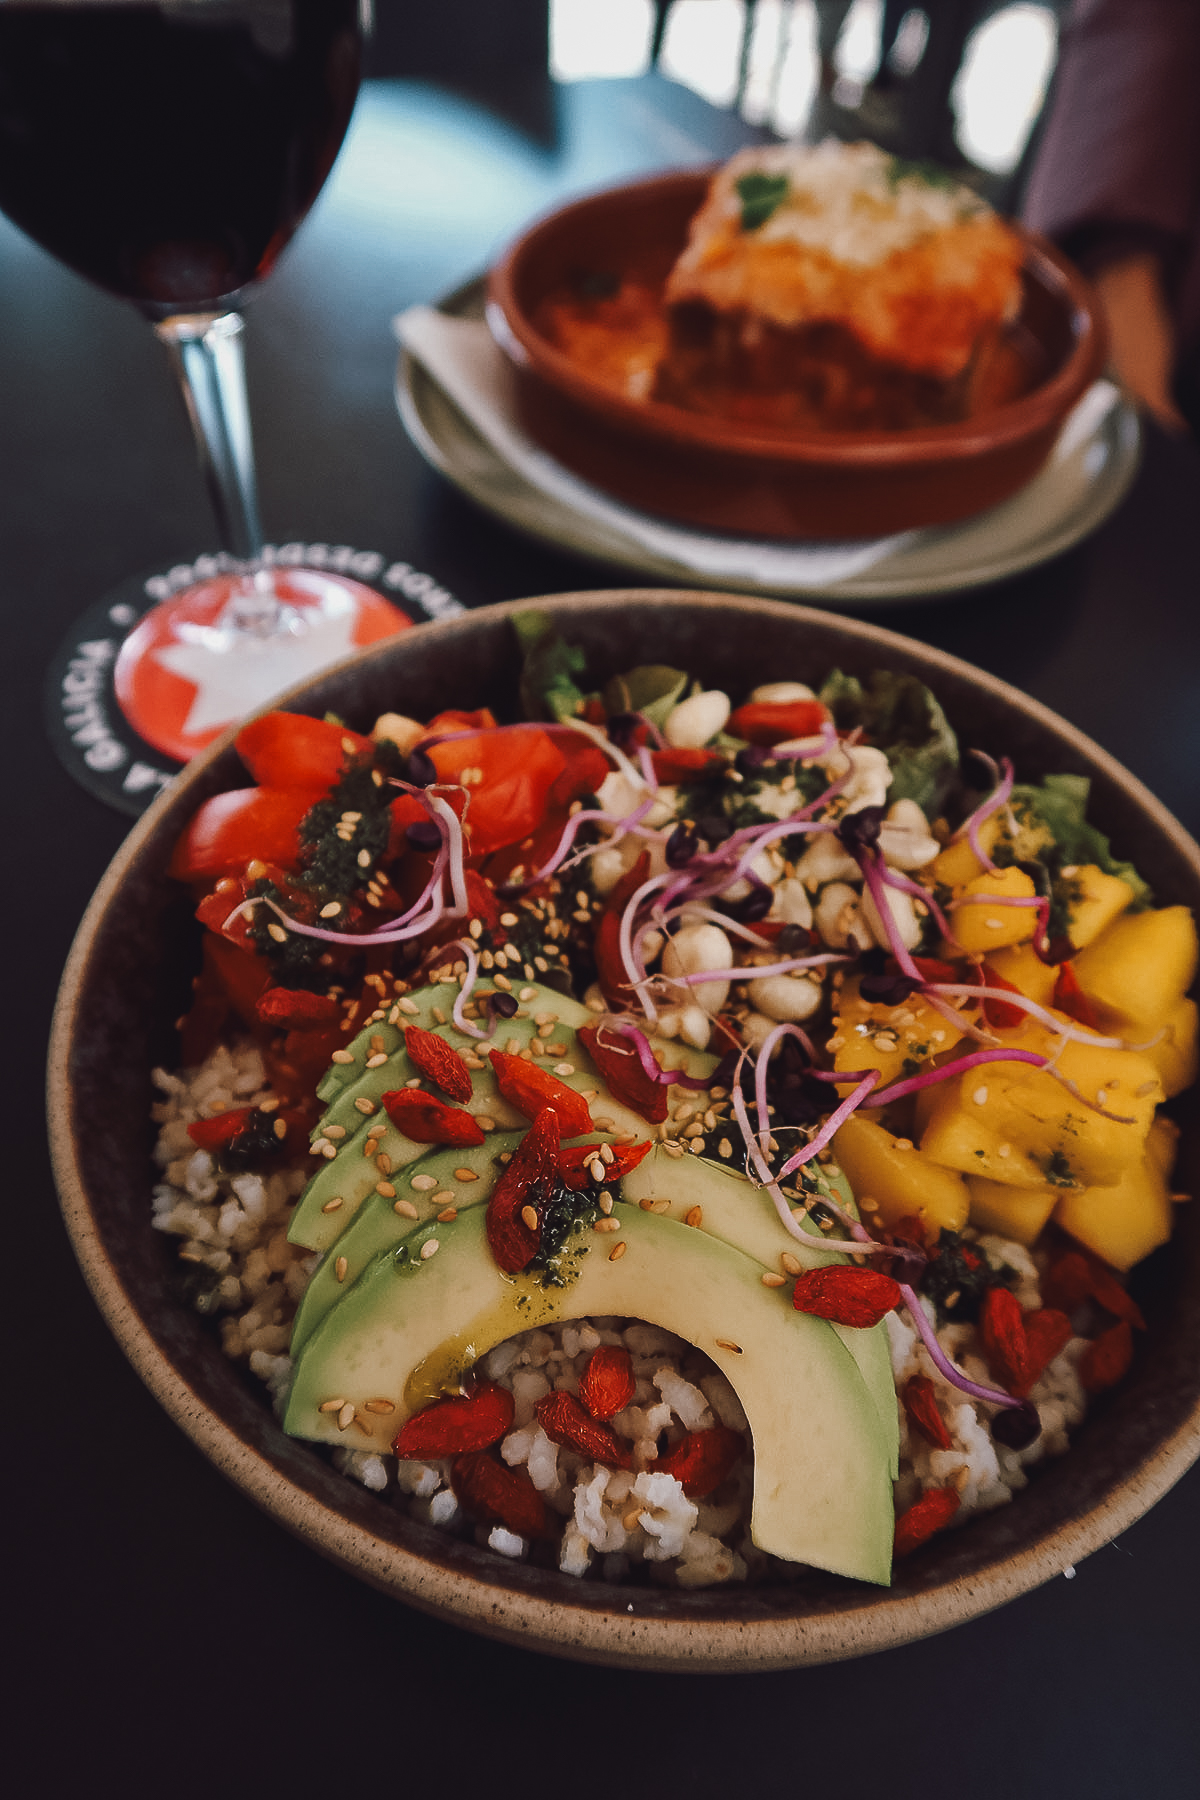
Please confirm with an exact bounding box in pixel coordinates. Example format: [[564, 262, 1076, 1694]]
[[113, 569, 409, 763]]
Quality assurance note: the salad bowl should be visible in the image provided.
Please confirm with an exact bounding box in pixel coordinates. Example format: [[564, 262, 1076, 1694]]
[[48, 591, 1200, 1670]]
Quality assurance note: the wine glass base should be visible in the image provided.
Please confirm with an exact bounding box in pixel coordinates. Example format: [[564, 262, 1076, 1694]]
[[112, 567, 409, 764]]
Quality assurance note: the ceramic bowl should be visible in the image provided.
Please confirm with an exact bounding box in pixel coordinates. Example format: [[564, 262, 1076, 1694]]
[[486, 171, 1105, 539], [48, 592, 1199, 1670]]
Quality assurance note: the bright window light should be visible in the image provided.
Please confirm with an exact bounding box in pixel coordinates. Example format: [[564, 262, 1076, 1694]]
[[550, 0, 653, 81], [953, 4, 1058, 174], [834, 0, 882, 83], [658, 0, 747, 108]]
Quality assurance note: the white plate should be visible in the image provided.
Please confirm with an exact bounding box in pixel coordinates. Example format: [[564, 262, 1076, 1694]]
[[395, 282, 1141, 605]]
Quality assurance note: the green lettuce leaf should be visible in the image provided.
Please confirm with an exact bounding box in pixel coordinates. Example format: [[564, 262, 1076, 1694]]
[[513, 611, 589, 723], [817, 669, 960, 816], [1010, 774, 1152, 907]]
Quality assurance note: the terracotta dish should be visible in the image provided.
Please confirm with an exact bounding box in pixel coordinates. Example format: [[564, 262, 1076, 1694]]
[[486, 172, 1105, 539], [48, 592, 1199, 1670]]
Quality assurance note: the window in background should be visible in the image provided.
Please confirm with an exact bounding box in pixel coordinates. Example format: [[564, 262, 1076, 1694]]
[[953, 5, 1058, 175]]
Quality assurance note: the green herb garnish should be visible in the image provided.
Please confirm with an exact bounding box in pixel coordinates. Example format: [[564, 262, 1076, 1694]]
[[736, 171, 789, 231]]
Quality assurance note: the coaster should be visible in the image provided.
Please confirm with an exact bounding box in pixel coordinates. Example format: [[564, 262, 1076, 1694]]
[[46, 543, 464, 817]]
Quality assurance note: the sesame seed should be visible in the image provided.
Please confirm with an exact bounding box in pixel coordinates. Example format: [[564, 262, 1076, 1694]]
[[432, 1007, 447, 1024], [972, 1085, 989, 1106], [376, 1152, 392, 1174], [761, 1273, 787, 1288], [324, 1124, 346, 1139], [273, 1118, 287, 1140], [609, 1242, 627, 1261], [688, 1139, 703, 1155], [594, 1218, 620, 1233], [599, 1191, 614, 1215], [357, 849, 372, 869], [375, 1182, 396, 1198], [365, 1053, 387, 1070], [410, 1174, 437, 1191], [267, 923, 288, 944], [781, 1252, 802, 1275], [592, 1115, 616, 1132], [589, 1157, 606, 1184], [685, 1206, 703, 1227], [335, 1256, 348, 1282], [715, 1339, 743, 1354], [718, 1137, 733, 1159], [475, 1115, 496, 1132], [393, 1199, 419, 1219], [553, 1062, 575, 1077], [365, 1399, 395, 1415], [469, 918, 483, 940], [432, 1190, 456, 1207], [399, 997, 420, 1016], [521, 1204, 539, 1231], [420, 1239, 440, 1260], [318, 1398, 345, 1414], [622, 1505, 644, 1531], [331, 1050, 355, 1064], [519, 987, 538, 1001], [354, 1098, 377, 1116], [322, 1197, 344, 1213], [321, 1144, 337, 1159], [493, 972, 512, 992], [320, 902, 343, 919]]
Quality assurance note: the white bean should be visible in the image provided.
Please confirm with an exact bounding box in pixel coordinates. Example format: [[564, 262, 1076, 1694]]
[[661, 922, 732, 1035], [372, 712, 425, 752], [768, 876, 813, 929], [814, 881, 874, 951], [795, 831, 860, 890], [748, 681, 815, 705], [878, 797, 940, 870], [746, 972, 824, 1022], [664, 689, 730, 748], [861, 881, 923, 951]]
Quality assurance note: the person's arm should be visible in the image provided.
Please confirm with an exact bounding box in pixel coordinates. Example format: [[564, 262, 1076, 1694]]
[[1091, 252, 1186, 433]]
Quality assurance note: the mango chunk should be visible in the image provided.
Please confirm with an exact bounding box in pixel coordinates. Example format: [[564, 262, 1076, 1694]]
[[952, 866, 1039, 954], [830, 982, 965, 1093], [966, 1176, 1060, 1246], [1053, 1153, 1174, 1272], [983, 942, 1057, 1009], [1145, 1114, 1181, 1183], [1073, 905, 1199, 1035], [919, 1080, 1056, 1190], [833, 1112, 970, 1237], [1141, 996, 1199, 1099], [1062, 865, 1134, 949], [928, 814, 1002, 888]]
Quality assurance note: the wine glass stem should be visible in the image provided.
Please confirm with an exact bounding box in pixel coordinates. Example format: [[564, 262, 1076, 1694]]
[[154, 310, 265, 570]]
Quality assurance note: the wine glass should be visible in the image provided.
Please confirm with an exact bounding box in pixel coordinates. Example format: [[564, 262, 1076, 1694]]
[[0, 0, 407, 764]]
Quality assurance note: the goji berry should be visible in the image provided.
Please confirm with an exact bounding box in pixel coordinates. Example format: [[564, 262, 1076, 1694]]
[[535, 1390, 632, 1469], [1079, 1319, 1134, 1394], [1043, 1250, 1145, 1329], [557, 1139, 652, 1191], [577, 1025, 669, 1124], [655, 1426, 745, 1498], [578, 1346, 636, 1420], [393, 1381, 514, 1459], [488, 1050, 593, 1138], [651, 747, 725, 783], [979, 1286, 1032, 1394], [1021, 1308, 1073, 1392], [894, 1485, 961, 1557], [979, 964, 1026, 1031], [1053, 959, 1099, 1029], [403, 1023, 473, 1102], [449, 1451, 549, 1539], [593, 909, 636, 1008], [791, 1265, 901, 1328], [255, 987, 342, 1030], [902, 1375, 952, 1450], [381, 1089, 485, 1146], [187, 1105, 256, 1149], [486, 1106, 561, 1272], [727, 698, 828, 745]]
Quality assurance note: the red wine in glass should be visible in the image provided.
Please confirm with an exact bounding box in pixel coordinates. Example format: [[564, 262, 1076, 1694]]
[[0, 0, 407, 763]]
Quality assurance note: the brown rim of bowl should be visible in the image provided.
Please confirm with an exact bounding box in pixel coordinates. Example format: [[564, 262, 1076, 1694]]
[[486, 168, 1104, 466], [47, 591, 1200, 1672]]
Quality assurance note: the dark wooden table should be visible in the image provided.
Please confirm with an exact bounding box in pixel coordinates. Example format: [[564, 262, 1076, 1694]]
[[7, 73, 1199, 1798]]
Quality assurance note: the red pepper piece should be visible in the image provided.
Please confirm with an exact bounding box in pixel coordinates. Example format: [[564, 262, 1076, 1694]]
[[791, 1265, 901, 1328], [234, 711, 372, 789], [557, 1139, 652, 1191], [186, 1106, 256, 1149], [169, 786, 325, 883], [908, 956, 961, 984], [894, 1485, 961, 1557], [902, 1375, 953, 1449], [255, 987, 341, 1030], [1039, 1250, 1093, 1313], [1083, 1257, 1145, 1330], [1053, 959, 1099, 1029], [381, 1089, 485, 1146], [655, 1426, 745, 1498], [393, 1381, 514, 1460], [1079, 1319, 1134, 1394], [535, 1390, 632, 1469], [449, 1451, 549, 1539], [488, 1050, 592, 1138], [486, 1106, 561, 1272], [593, 850, 652, 1009], [578, 1346, 636, 1420], [727, 699, 828, 745], [577, 1025, 669, 1124], [979, 964, 1027, 1031], [650, 747, 725, 783], [404, 1023, 473, 1102]]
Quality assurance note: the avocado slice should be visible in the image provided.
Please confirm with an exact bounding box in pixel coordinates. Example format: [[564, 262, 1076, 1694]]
[[289, 980, 714, 1253], [284, 1204, 895, 1585]]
